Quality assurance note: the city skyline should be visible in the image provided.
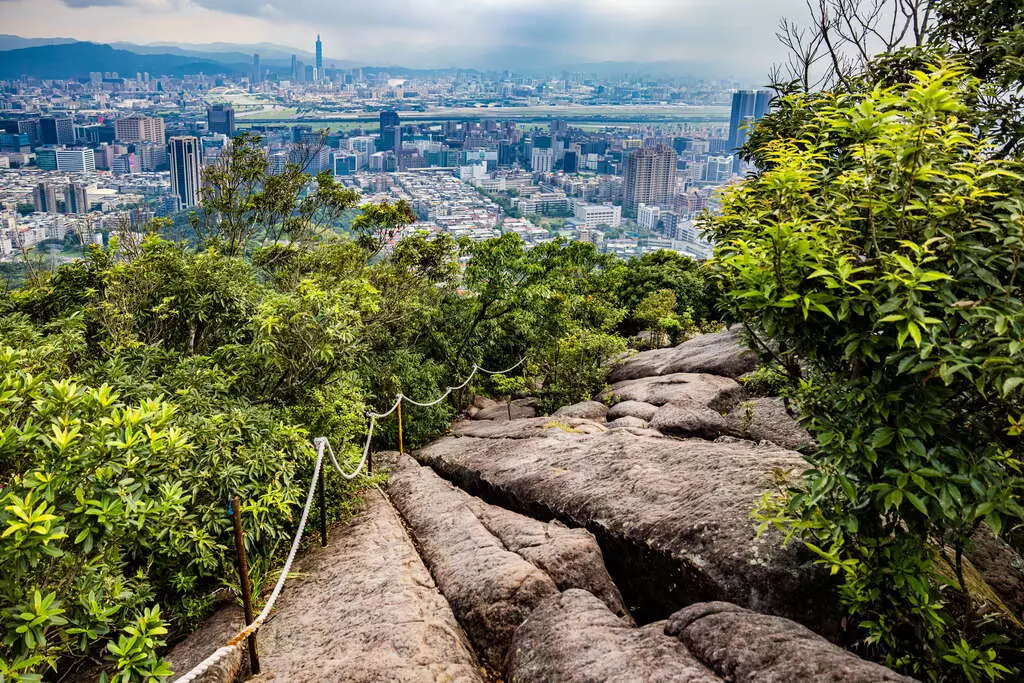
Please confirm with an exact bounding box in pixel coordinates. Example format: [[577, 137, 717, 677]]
[[0, 0, 807, 77]]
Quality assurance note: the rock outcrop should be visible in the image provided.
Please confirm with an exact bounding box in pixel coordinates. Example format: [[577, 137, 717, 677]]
[[553, 400, 609, 421], [246, 489, 483, 683], [724, 397, 814, 451], [508, 590, 720, 683], [415, 424, 835, 630], [600, 372, 742, 411], [382, 452, 627, 671], [665, 602, 915, 682], [609, 328, 758, 382]]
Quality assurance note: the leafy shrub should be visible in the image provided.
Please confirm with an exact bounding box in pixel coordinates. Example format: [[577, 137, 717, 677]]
[[708, 65, 1024, 680]]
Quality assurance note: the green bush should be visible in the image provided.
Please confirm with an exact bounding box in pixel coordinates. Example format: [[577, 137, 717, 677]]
[[708, 65, 1024, 680]]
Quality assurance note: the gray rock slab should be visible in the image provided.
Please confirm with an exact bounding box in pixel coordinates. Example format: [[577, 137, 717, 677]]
[[414, 425, 837, 631], [666, 602, 915, 682], [650, 401, 730, 439], [601, 373, 742, 412], [725, 397, 814, 451], [247, 489, 484, 683], [507, 589, 722, 683], [553, 401, 609, 420], [607, 400, 659, 422], [609, 328, 758, 382]]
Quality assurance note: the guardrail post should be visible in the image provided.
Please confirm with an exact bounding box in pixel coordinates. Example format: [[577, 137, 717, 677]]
[[230, 494, 261, 675]]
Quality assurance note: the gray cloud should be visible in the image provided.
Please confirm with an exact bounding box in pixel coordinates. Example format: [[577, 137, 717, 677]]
[[24, 0, 809, 78]]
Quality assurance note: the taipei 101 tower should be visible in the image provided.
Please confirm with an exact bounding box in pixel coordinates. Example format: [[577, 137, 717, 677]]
[[315, 34, 323, 81]]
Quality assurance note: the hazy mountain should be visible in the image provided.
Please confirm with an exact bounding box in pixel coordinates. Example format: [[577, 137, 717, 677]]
[[0, 34, 79, 51], [0, 42, 242, 80]]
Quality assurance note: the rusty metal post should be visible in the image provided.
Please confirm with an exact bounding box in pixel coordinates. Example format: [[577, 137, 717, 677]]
[[230, 495, 261, 675], [318, 466, 328, 547], [397, 400, 405, 456]]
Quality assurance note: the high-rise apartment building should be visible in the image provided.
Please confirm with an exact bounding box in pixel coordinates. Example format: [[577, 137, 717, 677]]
[[64, 183, 89, 215], [39, 117, 75, 146], [207, 104, 236, 137], [622, 145, 677, 218], [139, 142, 169, 171], [315, 35, 323, 81], [114, 113, 165, 144], [727, 90, 771, 171], [33, 183, 57, 213], [169, 136, 202, 209], [531, 147, 554, 173]]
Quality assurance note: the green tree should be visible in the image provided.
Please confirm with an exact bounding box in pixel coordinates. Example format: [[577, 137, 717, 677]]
[[708, 66, 1024, 681]]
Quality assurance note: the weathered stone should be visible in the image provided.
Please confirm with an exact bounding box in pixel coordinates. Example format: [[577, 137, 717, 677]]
[[966, 528, 1024, 619], [554, 400, 609, 421], [247, 489, 483, 682], [414, 426, 837, 631], [666, 602, 915, 682], [165, 605, 247, 683], [608, 416, 649, 430], [725, 397, 814, 451], [607, 400, 659, 422], [507, 590, 721, 683], [383, 453, 560, 670], [649, 401, 730, 439], [452, 417, 605, 440], [384, 451, 629, 619], [473, 395, 500, 410], [475, 399, 537, 421], [601, 373, 742, 412], [609, 328, 758, 382]]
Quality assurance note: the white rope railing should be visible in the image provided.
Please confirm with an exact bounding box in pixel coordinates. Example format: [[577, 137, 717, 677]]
[[173, 442, 326, 682], [173, 358, 525, 680]]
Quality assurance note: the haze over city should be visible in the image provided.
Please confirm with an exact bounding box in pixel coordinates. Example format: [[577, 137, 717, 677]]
[[0, 0, 805, 75]]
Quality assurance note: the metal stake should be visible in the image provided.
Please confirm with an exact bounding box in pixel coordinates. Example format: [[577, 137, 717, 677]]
[[230, 495, 261, 675]]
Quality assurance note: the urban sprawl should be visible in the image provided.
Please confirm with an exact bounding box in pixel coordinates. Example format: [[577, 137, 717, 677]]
[[0, 35, 771, 264]]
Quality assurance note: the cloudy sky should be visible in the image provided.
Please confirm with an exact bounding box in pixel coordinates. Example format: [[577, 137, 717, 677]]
[[0, 0, 807, 76]]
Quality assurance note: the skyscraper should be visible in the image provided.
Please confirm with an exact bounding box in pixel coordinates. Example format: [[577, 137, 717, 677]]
[[727, 90, 772, 171], [315, 35, 323, 81], [40, 117, 75, 146], [32, 183, 57, 213], [64, 183, 89, 215], [252, 53, 262, 85], [379, 110, 400, 152], [207, 104, 236, 136], [622, 145, 677, 218], [169, 136, 202, 209]]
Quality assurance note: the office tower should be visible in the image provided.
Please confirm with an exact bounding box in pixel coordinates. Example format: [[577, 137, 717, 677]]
[[705, 155, 735, 183], [252, 53, 262, 84], [379, 110, 400, 152], [36, 148, 58, 171], [33, 183, 57, 213], [315, 35, 323, 81], [727, 90, 772, 170], [112, 153, 139, 175], [40, 117, 75, 146], [622, 145, 677, 218], [169, 136, 202, 209], [497, 141, 516, 167], [291, 54, 299, 81], [55, 149, 96, 173], [64, 183, 89, 215], [672, 137, 690, 154], [114, 113, 165, 144], [532, 134, 552, 150], [207, 104, 236, 136], [562, 150, 579, 174]]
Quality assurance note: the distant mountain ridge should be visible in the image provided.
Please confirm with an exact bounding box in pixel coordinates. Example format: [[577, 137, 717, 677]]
[[0, 42, 243, 80]]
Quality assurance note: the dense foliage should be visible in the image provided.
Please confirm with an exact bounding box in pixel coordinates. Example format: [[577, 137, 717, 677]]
[[709, 66, 1024, 681], [0, 133, 716, 680]]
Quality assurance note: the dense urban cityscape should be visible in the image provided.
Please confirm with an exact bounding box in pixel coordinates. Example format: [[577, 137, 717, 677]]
[[0, 34, 772, 267]]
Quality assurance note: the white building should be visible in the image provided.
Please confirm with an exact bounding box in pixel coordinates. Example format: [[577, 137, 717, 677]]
[[531, 147, 554, 173], [573, 202, 622, 228], [638, 203, 662, 231], [55, 149, 96, 174]]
